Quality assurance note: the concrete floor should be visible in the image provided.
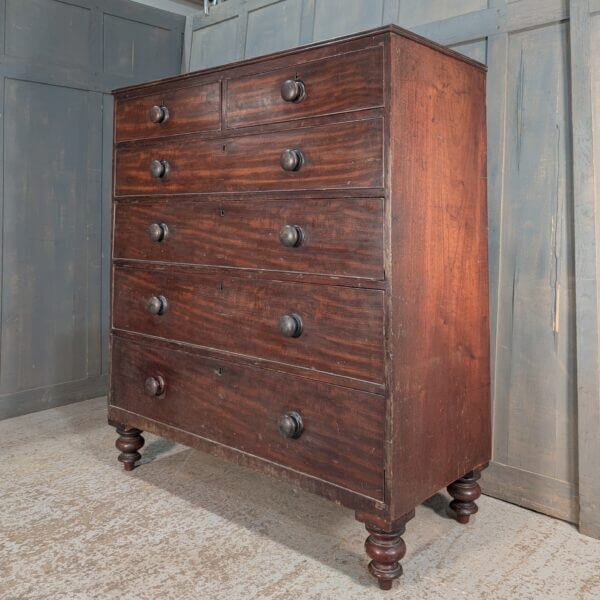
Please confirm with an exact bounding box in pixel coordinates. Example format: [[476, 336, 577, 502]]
[[1, 397, 599, 600]]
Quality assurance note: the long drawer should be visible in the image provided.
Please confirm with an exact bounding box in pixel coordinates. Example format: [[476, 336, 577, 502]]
[[225, 47, 383, 128], [113, 197, 384, 279], [110, 336, 385, 499], [112, 266, 385, 383], [114, 119, 383, 196]]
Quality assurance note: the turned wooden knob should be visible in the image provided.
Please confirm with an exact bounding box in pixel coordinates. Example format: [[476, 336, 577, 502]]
[[147, 222, 168, 242], [278, 411, 303, 439], [280, 148, 304, 172], [146, 295, 168, 315], [279, 224, 304, 247], [149, 105, 169, 123], [279, 313, 303, 337], [280, 79, 305, 102], [144, 375, 165, 397], [150, 159, 170, 178]]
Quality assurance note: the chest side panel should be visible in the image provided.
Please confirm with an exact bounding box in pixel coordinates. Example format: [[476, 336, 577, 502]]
[[386, 35, 490, 518]]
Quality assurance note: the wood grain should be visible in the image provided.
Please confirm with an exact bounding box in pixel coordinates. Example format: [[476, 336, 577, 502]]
[[115, 82, 221, 142], [113, 196, 384, 279], [386, 34, 491, 518], [109, 27, 493, 546], [571, 0, 600, 538], [110, 336, 385, 499], [114, 118, 383, 196], [489, 23, 577, 519], [112, 329, 385, 395], [176, 0, 592, 536], [112, 265, 385, 383], [225, 47, 383, 128]]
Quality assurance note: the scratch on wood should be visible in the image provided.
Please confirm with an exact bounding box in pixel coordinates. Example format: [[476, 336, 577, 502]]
[[516, 45, 525, 171]]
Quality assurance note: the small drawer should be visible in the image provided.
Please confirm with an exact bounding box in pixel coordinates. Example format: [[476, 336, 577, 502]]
[[225, 47, 383, 128], [114, 118, 383, 196], [112, 266, 385, 383], [110, 336, 385, 499], [115, 82, 221, 142], [113, 197, 384, 280]]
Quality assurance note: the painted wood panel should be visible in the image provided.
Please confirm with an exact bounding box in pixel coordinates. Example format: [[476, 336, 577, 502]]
[[573, 5, 600, 538], [0, 0, 185, 420], [493, 21, 576, 486], [245, 0, 303, 57], [184, 0, 599, 536], [312, 0, 384, 40], [448, 39, 487, 63], [190, 16, 240, 69], [397, 0, 487, 28], [1, 80, 101, 392], [5, 0, 92, 68], [104, 14, 179, 80]]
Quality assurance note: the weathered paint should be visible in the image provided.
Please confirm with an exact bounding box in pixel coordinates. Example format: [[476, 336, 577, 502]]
[[0, 0, 185, 420]]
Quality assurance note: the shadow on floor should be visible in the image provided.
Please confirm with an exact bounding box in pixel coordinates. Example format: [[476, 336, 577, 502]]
[[139, 438, 179, 464], [422, 492, 455, 520], [129, 446, 374, 586]]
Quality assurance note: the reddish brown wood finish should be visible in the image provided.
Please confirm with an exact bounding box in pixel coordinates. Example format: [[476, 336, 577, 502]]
[[112, 328, 385, 395], [111, 336, 385, 498], [447, 470, 482, 524], [355, 510, 414, 590], [225, 47, 383, 128], [115, 82, 221, 142], [113, 196, 384, 279], [110, 25, 489, 590], [114, 118, 383, 196], [385, 35, 490, 520], [115, 425, 145, 471], [112, 265, 385, 382]]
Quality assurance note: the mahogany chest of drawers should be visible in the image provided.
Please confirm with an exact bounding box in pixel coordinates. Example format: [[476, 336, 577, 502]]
[[109, 25, 490, 590]]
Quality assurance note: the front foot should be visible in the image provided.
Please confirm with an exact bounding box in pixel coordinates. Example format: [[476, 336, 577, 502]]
[[447, 469, 481, 523], [115, 424, 145, 471], [356, 511, 414, 590]]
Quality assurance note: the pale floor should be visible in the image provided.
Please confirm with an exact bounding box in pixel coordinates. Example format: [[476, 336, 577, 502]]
[[1, 397, 599, 600]]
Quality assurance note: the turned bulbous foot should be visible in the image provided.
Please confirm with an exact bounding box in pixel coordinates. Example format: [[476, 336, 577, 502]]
[[356, 510, 413, 590], [115, 425, 145, 471], [365, 524, 406, 590], [447, 470, 481, 524]]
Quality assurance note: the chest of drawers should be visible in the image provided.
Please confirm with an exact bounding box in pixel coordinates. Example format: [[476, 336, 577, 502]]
[[108, 25, 490, 590]]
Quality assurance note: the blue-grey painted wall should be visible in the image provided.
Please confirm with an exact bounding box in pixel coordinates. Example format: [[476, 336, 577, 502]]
[[0, 0, 185, 420]]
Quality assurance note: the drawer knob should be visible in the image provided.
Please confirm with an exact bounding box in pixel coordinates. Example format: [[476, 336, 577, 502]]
[[147, 222, 168, 242], [279, 224, 304, 248], [146, 295, 168, 315], [150, 159, 170, 179], [145, 375, 165, 397], [281, 79, 305, 102], [278, 411, 303, 439], [280, 149, 304, 172], [149, 105, 169, 124], [279, 313, 303, 338]]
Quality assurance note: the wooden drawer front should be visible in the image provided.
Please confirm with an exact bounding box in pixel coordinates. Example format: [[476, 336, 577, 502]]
[[111, 337, 385, 499], [114, 119, 383, 196], [113, 197, 384, 279], [225, 48, 383, 128], [112, 267, 385, 383], [115, 83, 221, 142]]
